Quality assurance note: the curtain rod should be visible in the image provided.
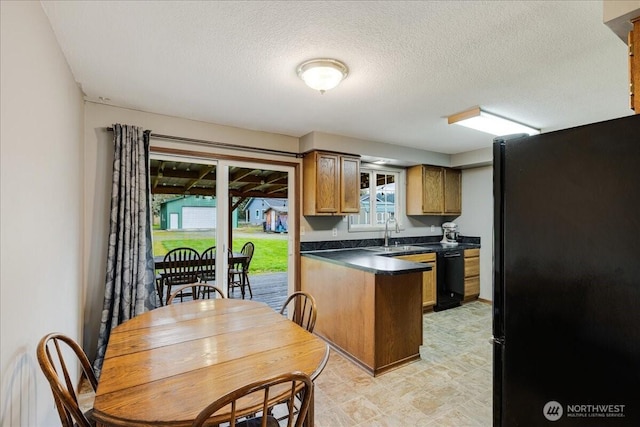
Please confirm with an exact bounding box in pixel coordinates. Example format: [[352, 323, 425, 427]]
[[106, 127, 302, 158]]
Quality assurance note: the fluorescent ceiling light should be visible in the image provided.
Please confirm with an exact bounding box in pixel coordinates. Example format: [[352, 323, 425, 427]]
[[448, 107, 540, 136], [297, 59, 348, 94]]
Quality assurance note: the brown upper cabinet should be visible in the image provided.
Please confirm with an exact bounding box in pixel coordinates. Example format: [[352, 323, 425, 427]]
[[303, 150, 360, 216], [406, 165, 461, 215]]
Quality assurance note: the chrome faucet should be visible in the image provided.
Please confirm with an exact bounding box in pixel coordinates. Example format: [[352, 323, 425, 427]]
[[384, 214, 400, 247]]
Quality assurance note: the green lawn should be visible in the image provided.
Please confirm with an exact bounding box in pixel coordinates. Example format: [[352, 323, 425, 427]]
[[152, 231, 287, 273]]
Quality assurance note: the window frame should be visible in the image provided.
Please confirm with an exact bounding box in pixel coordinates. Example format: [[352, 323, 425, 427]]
[[348, 166, 402, 232]]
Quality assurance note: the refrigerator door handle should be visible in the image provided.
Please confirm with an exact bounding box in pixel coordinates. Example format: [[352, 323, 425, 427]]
[[490, 336, 505, 345]]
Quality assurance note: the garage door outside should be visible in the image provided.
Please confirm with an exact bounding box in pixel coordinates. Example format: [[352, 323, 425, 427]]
[[182, 207, 216, 229]]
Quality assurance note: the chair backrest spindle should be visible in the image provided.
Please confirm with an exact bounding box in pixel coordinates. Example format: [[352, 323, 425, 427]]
[[279, 292, 317, 333], [167, 284, 225, 304], [200, 246, 216, 283], [191, 372, 312, 427], [162, 247, 201, 303]]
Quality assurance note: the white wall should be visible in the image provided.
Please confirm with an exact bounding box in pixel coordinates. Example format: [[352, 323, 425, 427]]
[[300, 131, 450, 166], [0, 2, 84, 426], [603, 0, 640, 41], [456, 166, 494, 301], [451, 147, 492, 168]]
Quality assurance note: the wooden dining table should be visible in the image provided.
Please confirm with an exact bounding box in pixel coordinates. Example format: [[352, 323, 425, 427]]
[[92, 299, 330, 427]]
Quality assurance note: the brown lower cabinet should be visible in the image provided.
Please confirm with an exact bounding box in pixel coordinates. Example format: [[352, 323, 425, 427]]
[[301, 256, 423, 376], [464, 248, 480, 301], [394, 252, 437, 311]]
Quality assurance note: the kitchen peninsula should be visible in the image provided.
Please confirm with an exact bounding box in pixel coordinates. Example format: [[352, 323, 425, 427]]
[[301, 238, 481, 376], [301, 247, 431, 376]]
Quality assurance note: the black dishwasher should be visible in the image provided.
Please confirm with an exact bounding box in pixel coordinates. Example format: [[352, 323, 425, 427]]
[[434, 249, 464, 312]]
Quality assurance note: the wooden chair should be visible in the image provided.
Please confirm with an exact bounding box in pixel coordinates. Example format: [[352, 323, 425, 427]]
[[279, 292, 317, 333], [191, 371, 312, 427], [273, 294, 317, 425], [36, 333, 98, 427], [228, 242, 255, 299], [200, 246, 216, 284], [159, 247, 201, 305], [167, 283, 225, 304]]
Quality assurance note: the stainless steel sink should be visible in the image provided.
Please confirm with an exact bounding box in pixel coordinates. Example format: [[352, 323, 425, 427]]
[[363, 245, 426, 253]]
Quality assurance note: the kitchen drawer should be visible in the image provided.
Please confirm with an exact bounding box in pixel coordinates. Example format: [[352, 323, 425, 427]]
[[396, 253, 436, 263], [465, 276, 480, 296], [465, 256, 480, 277], [464, 248, 480, 258]]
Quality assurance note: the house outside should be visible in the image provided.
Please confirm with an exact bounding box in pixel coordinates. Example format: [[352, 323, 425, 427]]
[[160, 196, 238, 230], [265, 205, 288, 233], [245, 198, 288, 232], [351, 194, 395, 226]]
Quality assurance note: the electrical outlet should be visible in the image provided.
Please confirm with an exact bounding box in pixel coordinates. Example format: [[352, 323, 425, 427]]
[[332, 228, 338, 237]]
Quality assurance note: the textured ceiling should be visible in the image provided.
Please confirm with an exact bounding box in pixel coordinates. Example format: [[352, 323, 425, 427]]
[[41, 1, 632, 155]]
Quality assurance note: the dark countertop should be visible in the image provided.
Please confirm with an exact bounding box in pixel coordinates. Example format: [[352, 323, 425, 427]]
[[301, 242, 480, 276]]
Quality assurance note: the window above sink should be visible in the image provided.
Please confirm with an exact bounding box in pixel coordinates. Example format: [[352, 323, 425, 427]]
[[349, 167, 401, 232]]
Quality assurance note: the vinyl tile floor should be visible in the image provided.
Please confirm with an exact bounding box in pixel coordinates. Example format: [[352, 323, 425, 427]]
[[312, 301, 493, 427], [79, 300, 492, 426]]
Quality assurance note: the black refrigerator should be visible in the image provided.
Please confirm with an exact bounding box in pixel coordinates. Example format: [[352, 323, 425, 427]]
[[493, 114, 640, 426]]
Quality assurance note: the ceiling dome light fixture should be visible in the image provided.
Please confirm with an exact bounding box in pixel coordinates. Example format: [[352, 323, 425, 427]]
[[297, 58, 348, 94]]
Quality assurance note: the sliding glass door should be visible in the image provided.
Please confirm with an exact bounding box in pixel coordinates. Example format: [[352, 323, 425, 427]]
[[150, 153, 294, 308], [220, 159, 294, 307]]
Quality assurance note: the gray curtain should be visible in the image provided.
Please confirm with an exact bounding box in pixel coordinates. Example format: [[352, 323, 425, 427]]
[[93, 124, 157, 376]]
